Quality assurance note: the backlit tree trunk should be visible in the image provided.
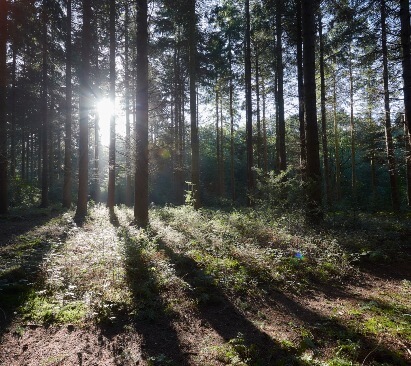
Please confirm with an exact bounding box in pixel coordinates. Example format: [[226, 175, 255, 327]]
[[0, 0, 7, 214], [400, 0, 411, 206], [276, 0, 286, 171], [75, 0, 92, 219], [302, 0, 322, 221], [245, 0, 254, 205], [134, 0, 149, 226], [63, 0, 72, 208], [40, 3, 49, 208], [381, 0, 400, 211], [107, 0, 116, 211], [319, 13, 331, 206], [189, 0, 201, 209]]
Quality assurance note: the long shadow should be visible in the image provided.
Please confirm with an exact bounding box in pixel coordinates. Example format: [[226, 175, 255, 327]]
[[224, 245, 411, 364], [103, 225, 188, 365], [0, 208, 66, 339], [0, 206, 62, 246], [156, 238, 302, 365], [156, 230, 410, 365]]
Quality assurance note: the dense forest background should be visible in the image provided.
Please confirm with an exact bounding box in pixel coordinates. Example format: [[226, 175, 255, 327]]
[[1, 0, 411, 219]]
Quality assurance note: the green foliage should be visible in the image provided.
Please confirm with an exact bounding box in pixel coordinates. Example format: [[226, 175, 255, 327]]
[[255, 167, 307, 213], [20, 290, 86, 324], [9, 177, 40, 208]]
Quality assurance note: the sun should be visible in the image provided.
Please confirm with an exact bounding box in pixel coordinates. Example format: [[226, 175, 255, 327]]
[[96, 98, 115, 146]]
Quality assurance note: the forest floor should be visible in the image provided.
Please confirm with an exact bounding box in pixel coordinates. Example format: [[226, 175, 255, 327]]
[[0, 204, 410, 366]]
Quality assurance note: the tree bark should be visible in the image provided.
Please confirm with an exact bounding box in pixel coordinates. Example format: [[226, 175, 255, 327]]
[[381, 0, 400, 211], [189, 0, 201, 209], [134, 0, 149, 226], [245, 0, 254, 206], [124, 3, 132, 207], [75, 0, 92, 220], [107, 0, 116, 210], [63, 0, 72, 208], [296, 0, 306, 173], [255, 46, 261, 169], [40, 3, 49, 208], [302, 0, 322, 221], [62, 2, 73, 206], [276, 0, 286, 171], [0, 0, 7, 214], [319, 13, 331, 206], [333, 58, 341, 201], [400, 0, 411, 206], [348, 49, 357, 203], [229, 34, 236, 201]]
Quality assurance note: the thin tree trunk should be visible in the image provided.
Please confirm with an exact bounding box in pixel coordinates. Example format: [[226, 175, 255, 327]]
[[10, 47, 16, 179], [75, 0, 92, 219], [0, 0, 7, 214], [216, 88, 221, 196], [125, 3, 132, 206], [297, 0, 306, 173], [134, 0, 149, 226], [276, 0, 286, 171], [348, 50, 357, 203], [229, 35, 235, 201], [220, 91, 224, 196], [245, 0, 254, 205], [302, 0, 322, 221], [189, 0, 200, 209], [333, 59, 341, 201], [262, 76, 268, 174], [256, 46, 261, 169], [63, 0, 72, 208], [319, 13, 331, 206], [404, 119, 411, 206], [107, 0, 116, 210], [400, 0, 411, 206], [381, 0, 400, 211], [40, 4, 49, 208]]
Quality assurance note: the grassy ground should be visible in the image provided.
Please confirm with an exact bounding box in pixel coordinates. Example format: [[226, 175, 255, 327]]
[[0, 204, 410, 365]]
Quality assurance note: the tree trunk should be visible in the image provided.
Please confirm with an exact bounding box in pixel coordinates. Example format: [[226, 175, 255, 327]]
[[216, 89, 221, 196], [296, 0, 306, 173], [189, 0, 200, 209], [319, 13, 331, 206], [400, 0, 411, 206], [124, 3, 132, 207], [63, 0, 72, 208], [219, 92, 224, 196], [348, 50, 357, 204], [107, 0, 116, 210], [75, 0, 92, 220], [229, 35, 236, 201], [302, 0, 322, 221], [40, 4, 49, 208], [10, 47, 16, 179], [381, 0, 400, 211], [255, 46, 261, 169], [245, 0, 254, 205], [0, 0, 7, 214], [276, 0, 286, 171], [262, 76, 268, 174], [134, 0, 149, 226], [333, 58, 341, 201]]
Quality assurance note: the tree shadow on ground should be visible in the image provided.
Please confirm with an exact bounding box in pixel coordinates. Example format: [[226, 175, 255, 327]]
[[156, 232, 410, 365], [101, 225, 188, 365], [224, 247, 411, 364], [0, 209, 66, 339], [0, 207, 62, 247], [156, 238, 301, 365]]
